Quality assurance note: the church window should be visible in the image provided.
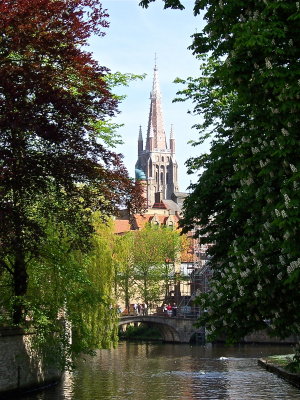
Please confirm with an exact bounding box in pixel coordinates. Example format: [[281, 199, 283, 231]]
[[160, 172, 164, 184], [149, 160, 153, 177], [162, 156, 164, 162]]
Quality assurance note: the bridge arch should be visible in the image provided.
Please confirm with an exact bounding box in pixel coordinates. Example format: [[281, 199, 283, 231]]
[[119, 316, 181, 342], [118, 316, 202, 343]]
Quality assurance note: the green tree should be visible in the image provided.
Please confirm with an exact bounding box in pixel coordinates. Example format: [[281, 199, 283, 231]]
[[113, 232, 136, 312], [133, 224, 182, 308], [0, 0, 142, 324], [73, 216, 119, 352], [159, 227, 183, 300], [140, 0, 300, 358], [6, 213, 119, 368]]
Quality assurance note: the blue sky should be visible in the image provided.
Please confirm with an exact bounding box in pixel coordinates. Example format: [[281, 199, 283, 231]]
[[90, 0, 207, 191]]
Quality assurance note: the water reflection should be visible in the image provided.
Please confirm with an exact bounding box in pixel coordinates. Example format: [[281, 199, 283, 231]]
[[21, 342, 300, 400]]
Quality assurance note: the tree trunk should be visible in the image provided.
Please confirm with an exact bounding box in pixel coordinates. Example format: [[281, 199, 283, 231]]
[[13, 251, 28, 324], [125, 280, 130, 311]]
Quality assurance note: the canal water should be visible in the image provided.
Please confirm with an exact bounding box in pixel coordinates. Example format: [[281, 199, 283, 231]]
[[22, 342, 300, 400]]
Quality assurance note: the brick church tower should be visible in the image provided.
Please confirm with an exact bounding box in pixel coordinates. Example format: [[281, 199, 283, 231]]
[[135, 63, 179, 207]]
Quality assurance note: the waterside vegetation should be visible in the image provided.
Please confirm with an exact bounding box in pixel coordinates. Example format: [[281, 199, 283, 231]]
[[0, 0, 145, 369], [140, 0, 300, 369]]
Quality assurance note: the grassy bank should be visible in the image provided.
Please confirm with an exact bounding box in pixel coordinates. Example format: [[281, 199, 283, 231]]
[[265, 354, 300, 373], [258, 354, 300, 389]]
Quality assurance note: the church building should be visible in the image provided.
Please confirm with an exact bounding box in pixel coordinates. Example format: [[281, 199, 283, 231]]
[[135, 63, 181, 208], [115, 62, 188, 232], [113, 63, 207, 312]]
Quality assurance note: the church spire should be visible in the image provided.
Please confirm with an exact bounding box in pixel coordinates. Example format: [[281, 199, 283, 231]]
[[146, 62, 167, 151], [138, 125, 143, 141], [136, 60, 179, 207], [138, 125, 143, 155]]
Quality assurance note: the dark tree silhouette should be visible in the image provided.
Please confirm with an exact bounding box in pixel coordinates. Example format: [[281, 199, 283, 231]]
[[140, 0, 300, 359], [0, 0, 144, 323]]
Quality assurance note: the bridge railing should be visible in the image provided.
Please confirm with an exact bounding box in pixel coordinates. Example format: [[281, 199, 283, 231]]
[[155, 306, 201, 319], [178, 306, 201, 319], [120, 306, 201, 319]]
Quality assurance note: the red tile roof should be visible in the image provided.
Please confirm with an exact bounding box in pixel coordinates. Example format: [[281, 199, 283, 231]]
[[113, 210, 181, 234], [114, 218, 131, 234]]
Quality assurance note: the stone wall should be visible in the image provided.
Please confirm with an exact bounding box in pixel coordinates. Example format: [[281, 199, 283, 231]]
[[0, 327, 62, 397], [258, 358, 300, 389], [242, 330, 299, 344]]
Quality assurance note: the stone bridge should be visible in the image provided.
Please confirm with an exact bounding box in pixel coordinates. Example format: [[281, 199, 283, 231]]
[[118, 315, 205, 343]]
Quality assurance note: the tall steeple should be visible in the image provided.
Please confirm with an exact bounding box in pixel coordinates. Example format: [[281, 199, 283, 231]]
[[135, 60, 179, 207], [146, 63, 167, 151]]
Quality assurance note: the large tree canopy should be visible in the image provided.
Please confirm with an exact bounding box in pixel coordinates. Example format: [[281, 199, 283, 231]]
[[113, 224, 182, 310], [22, 214, 119, 368], [132, 223, 182, 307], [0, 0, 143, 324], [140, 0, 300, 353]]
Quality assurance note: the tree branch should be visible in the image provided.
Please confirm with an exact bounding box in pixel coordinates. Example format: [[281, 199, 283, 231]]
[[0, 259, 13, 275]]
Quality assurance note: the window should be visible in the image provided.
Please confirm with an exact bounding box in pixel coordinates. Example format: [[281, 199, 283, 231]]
[[149, 159, 153, 177]]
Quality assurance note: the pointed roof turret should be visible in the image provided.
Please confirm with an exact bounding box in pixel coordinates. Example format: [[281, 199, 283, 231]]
[[170, 124, 175, 154], [146, 62, 167, 151], [138, 125, 143, 141], [138, 125, 143, 155]]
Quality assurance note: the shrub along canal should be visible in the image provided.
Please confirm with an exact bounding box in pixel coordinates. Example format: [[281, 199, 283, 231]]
[[20, 342, 300, 400]]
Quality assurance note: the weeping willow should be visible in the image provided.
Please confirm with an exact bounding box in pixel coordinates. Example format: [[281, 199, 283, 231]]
[[73, 215, 119, 351], [15, 213, 119, 369]]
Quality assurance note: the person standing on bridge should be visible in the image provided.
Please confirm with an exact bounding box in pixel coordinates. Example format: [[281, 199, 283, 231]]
[[172, 303, 178, 317], [167, 304, 172, 317], [143, 303, 148, 315], [163, 304, 168, 315]]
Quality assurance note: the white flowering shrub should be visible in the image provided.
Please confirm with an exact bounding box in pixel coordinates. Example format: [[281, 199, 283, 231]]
[[169, 0, 300, 349]]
